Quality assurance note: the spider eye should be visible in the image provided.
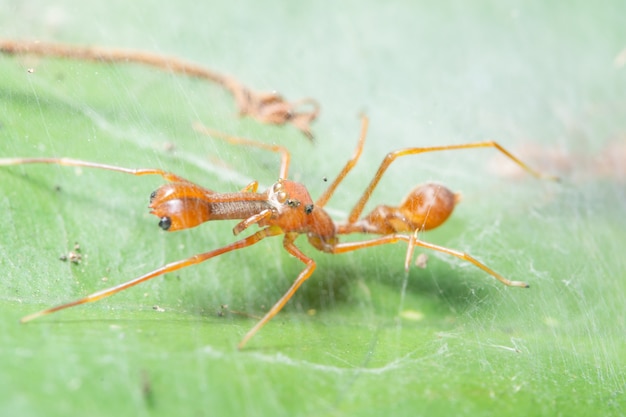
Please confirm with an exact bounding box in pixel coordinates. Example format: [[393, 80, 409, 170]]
[[276, 191, 288, 203], [286, 198, 301, 208], [304, 204, 314, 214], [272, 181, 283, 193], [158, 216, 172, 230]]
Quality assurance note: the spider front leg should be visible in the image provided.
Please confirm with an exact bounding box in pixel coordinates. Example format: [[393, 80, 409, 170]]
[[0, 157, 191, 183]]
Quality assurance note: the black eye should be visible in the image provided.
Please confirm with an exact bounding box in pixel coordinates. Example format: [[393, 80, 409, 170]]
[[158, 217, 172, 230], [286, 199, 301, 208], [150, 190, 157, 203], [304, 204, 314, 214]]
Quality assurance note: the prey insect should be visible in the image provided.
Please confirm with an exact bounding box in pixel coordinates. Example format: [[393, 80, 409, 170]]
[[0, 117, 556, 349]]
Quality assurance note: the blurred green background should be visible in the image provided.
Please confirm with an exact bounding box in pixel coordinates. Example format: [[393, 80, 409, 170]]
[[1, 1, 625, 416]]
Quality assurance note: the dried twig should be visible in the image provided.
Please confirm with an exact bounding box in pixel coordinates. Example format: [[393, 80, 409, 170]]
[[1, 39, 320, 140]]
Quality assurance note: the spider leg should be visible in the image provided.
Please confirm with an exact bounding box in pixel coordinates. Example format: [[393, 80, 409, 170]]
[[331, 233, 529, 287], [20, 226, 283, 323], [348, 141, 558, 223], [193, 122, 291, 180], [0, 157, 190, 183], [238, 232, 316, 349]]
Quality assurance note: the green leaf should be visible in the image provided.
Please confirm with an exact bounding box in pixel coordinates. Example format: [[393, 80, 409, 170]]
[[1, 1, 625, 416]]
